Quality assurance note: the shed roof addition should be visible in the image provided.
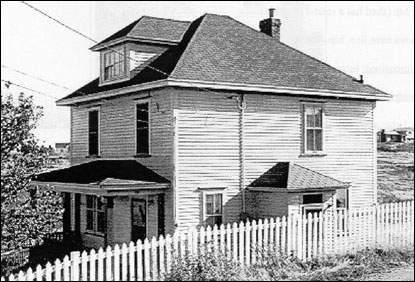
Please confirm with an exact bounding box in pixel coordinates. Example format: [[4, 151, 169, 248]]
[[248, 162, 350, 191]]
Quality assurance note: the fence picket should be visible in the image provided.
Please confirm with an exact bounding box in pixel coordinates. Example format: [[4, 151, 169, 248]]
[[17, 271, 25, 282], [144, 239, 151, 281], [245, 220, 251, 266], [251, 220, 257, 265], [106, 246, 113, 281], [63, 255, 70, 281], [213, 225, 219, 255], [257, 219, 263, 263], [226, 224, 231, 260], [128, 241, 136, 281], [151, 238, 158, 281], [239, 221, 245, 264], [159, 236, 166, 279], [136, 240, 144, 281], [26, 268, 34, 281], [232, 222, 238, 262], [165, 235, 172, 275], [35, 265, 42, 281], [121, 243, 128, 281], [114, 244, 120, 281], [81, 251, 88, 281], [281, 216, 287, 255], [97, 248, 104, 281], [89, 249, 96, 281], [220, 224, 226, 254], [54, 259, 62, 281]]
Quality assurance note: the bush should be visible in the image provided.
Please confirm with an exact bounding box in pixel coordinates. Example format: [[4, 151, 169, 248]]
[[164, 248, 254, 281]]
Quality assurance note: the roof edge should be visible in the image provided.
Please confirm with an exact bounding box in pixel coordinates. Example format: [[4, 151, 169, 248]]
[[57, 77, 392, 106]]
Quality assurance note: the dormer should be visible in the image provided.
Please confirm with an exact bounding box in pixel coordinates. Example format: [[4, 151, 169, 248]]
[[90, 16, 190, 86]]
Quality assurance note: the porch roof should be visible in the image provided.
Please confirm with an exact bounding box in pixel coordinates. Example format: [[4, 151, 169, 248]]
[[248, 162, 350, 192], [32, 160, 170, 194]]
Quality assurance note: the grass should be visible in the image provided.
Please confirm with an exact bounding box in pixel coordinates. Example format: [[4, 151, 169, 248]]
[[377, 142, 414, 203], [164, 247, 414, 281]]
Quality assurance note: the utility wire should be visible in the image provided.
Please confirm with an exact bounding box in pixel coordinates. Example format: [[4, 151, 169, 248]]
[[1, 79, 60, 100], [20, 1, 170, 78], [2, 64, 72, 91]]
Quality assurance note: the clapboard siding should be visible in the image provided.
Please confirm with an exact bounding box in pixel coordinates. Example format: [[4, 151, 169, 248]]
[[70, 88, 175, 234], [175, 90, 376, 230]]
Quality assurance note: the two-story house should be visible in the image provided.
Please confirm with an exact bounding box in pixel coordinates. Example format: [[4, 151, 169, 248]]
[[34, 10, 392, 249]]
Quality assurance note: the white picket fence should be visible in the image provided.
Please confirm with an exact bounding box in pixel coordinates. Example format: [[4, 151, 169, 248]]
[[2, 200, 413, 281]]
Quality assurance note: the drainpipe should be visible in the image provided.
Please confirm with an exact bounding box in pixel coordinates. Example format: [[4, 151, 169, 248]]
[[237, 94, 247, 213]]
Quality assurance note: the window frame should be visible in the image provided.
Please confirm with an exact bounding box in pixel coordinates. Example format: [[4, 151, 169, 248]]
[[87, 107, 100, 157], [201, 190, 225, 227], [302, 102, 325, 155], [101, 46, 127, 83], [85, 195, 106, 235], [135, 99, 151, 156]]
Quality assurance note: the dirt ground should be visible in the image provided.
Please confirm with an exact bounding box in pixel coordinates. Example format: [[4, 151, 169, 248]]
[[364, 266, 414, 281]]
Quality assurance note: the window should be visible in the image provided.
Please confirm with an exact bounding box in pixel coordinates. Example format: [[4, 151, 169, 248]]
[[304, 104, 324, 153], [336, 189, 349, 209], [204, 193, 223, 226], [303, 193, 323, 204], [88, 110, 99, 156], [86, 195, 105, 233], [103, 46, 126, 81], [136, 102, 150, 155]]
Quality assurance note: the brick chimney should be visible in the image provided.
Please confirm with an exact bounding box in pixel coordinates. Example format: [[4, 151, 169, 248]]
[[259, 8, 281, 41]]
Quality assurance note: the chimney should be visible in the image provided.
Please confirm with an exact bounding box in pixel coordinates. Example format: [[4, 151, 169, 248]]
[[259, 8, 281, 41]]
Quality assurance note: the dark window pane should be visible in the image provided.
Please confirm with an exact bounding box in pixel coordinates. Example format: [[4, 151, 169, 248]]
[[86, 195, 94, 209], [97, 198, 104, 211], [206, 195, 214, 214], [88, 110, 99, 155], [315, 129, 323, 151], [303, 194, 323, 204], [136, 103, 149, 122], [97, 211, 105, 233], [315, 108, 323, 128], [86, 210, 94, 230], [306, 129, 314, 151], [214, 194, 222, 214], [206, 216, 222, 227], [136, 128, 149, 154]]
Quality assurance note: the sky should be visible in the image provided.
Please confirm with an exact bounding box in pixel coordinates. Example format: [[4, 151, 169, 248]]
[[1, 1, 414, 146]]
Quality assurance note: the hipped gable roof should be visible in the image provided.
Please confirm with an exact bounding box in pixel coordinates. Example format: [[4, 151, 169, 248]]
[[59, 13, 391, 104]]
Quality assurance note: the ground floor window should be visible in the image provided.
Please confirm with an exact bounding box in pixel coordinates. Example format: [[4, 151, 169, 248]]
[[86, 195, 105, 233], [336, 189, 349, 209], [204, 193, 223, 227]]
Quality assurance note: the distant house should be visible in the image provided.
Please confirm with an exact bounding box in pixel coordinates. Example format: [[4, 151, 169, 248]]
[[378, 128, 414, 143], [395, 127, 414, 143], [55, 142, 70, 157], [33, 10, 391, 249]]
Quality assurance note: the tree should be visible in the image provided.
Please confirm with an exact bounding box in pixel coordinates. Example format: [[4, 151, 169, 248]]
[[1, 91, 63, 252]]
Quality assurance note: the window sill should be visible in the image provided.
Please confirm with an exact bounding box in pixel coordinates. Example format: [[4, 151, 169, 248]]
[[299, 152, 327, 157], [84, 231, 105, 238], [133, 154, 151, 158], [86, 155, 102, 159]]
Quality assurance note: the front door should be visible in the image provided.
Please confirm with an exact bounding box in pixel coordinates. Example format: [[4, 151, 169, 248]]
[[131, 199, 147, 241]]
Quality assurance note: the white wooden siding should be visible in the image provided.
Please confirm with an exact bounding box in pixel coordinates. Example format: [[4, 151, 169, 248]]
[[70, 88, 175, 234], [174, 91, 376, 231]]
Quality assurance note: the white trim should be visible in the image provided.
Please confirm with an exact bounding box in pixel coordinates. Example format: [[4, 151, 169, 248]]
[[302, 103, 325, 155], [56, 78, 392, 106], [135, 99, 151, 155], [99, 45, 128, 85], [87, 107, 101, 156]]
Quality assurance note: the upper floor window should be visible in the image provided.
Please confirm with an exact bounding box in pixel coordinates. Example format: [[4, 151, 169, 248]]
[[303, 104, 324, 153], [88, 109, 99, 156], [136, 102, 150, 155], [102, 46, 126, 82]]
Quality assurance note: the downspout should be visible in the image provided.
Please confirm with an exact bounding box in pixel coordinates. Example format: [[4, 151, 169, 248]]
[[237, 94, 247, 214]]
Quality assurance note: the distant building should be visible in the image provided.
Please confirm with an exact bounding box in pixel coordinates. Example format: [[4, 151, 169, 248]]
[[55, 142, 70, 157], [395, 127, 414, 143], [377, 128, 414, 143]]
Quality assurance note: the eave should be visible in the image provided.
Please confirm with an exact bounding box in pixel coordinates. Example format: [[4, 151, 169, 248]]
[[57, 78, 392, 106]]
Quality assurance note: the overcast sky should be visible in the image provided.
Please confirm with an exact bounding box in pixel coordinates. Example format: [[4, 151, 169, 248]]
[[1, 1, 414, 146]]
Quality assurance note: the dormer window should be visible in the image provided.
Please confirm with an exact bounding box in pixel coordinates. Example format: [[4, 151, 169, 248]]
[[101, 46, 126, 83]]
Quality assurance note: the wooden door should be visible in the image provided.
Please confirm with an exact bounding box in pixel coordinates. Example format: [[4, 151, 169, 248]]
[[131, 199, 147, 241]]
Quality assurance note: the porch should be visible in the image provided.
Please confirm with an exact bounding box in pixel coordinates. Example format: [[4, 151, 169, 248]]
[[32, 160, 170, 249]]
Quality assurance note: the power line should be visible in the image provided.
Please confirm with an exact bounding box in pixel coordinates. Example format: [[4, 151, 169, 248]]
[[20, 1, 170, 78], [2, 64, 72, 91], [19, 1, 224, 100], [1, 79, 59, 100]]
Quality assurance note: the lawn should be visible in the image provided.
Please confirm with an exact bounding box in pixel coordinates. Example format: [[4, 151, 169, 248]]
[[377, 142, 414, 203]]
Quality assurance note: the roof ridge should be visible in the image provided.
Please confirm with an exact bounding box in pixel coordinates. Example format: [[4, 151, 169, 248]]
[[169, 14, 209, 78], [289, 162, 349, 185], [220, 15, 389, 97], [141, 15, 191, 23]]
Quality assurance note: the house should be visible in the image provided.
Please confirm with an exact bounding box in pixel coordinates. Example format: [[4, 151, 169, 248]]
[[55, 142, 70, 157], [395, 127, 414, 143], [33, 9, 391, 249], [377, 128, 413, 143]]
